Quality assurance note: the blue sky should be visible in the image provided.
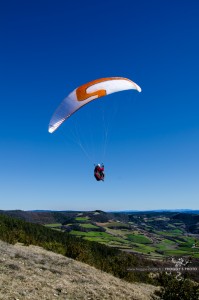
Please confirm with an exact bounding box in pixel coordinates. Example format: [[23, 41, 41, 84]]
[[0, 0, 199, 211]]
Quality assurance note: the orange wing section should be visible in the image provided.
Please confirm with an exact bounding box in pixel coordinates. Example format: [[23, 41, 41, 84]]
[[76, 77, 126, 102]]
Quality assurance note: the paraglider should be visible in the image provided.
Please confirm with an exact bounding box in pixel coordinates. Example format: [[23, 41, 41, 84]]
[[48, 76, 141, 181], [94, 164, 105, 181]]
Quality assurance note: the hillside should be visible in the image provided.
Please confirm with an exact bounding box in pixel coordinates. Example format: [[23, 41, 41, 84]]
[[0, 240, 157, 300]]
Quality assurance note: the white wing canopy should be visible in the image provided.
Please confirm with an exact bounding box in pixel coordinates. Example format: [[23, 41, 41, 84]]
[[48, 77, 141, 133]]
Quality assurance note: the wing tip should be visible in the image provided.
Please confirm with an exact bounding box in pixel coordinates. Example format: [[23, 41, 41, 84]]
[[48, 126, 54, 133]]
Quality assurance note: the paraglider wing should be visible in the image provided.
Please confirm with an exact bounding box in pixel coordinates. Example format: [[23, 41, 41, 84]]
[[48, 77, 141, 133]]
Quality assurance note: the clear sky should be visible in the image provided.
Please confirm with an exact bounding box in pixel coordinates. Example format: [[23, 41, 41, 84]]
[[1, 0, 199, 211]]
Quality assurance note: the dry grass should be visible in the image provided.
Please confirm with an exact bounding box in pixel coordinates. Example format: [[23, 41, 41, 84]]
[[0, 240, 158, 299]]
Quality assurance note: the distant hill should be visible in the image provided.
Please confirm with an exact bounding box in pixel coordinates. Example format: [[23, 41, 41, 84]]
[[110, 209, 199, 214], [1, 209, 199, 232], [0, 210, 79, 224], [0, 209, 116, 225]]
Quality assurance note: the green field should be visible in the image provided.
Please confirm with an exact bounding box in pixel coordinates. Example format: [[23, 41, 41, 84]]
[[45, 223, 62, 227], [126, 234, 151, 244], [80, 223, 99, 229], [75, 217, 90, 222]]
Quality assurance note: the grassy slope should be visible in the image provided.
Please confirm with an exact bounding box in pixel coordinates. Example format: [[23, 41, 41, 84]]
[[0, 240, 158, 300]]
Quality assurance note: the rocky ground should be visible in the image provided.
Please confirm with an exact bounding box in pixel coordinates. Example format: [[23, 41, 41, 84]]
[[0, 240, 158, 300]]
